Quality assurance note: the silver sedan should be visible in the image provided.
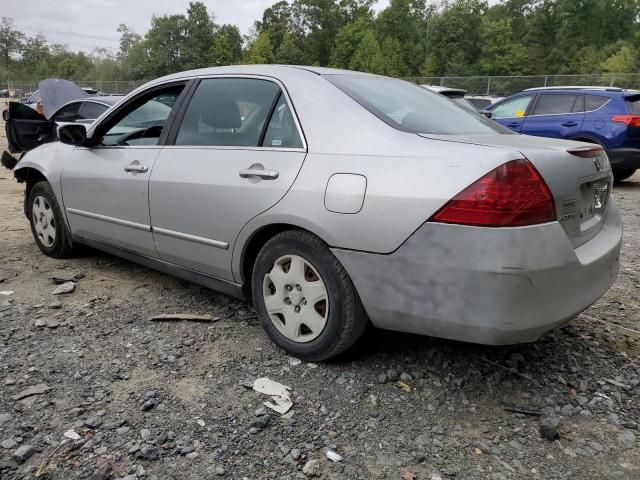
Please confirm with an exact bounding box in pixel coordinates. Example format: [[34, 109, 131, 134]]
[[13, 66, 622, 360]]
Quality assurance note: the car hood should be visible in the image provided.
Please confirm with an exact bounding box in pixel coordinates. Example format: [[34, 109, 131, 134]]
[[39, 79, 87, 119]]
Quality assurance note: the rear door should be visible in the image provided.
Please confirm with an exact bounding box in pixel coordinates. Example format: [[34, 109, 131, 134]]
[[521, 93, 585, 139], [489, 94, 534, 132], [149, 76, 307, 281], [5, 102, 52, 153]]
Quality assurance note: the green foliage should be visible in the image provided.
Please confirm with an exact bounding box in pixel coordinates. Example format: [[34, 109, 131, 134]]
[[211, 24, 243, 66], [2, 1, 640, 85], [349, 30, 385, 74], [244, 32, 275, 64]]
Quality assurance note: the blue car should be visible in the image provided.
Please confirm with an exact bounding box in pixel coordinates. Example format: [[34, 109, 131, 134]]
[[487, 87, 640, 181]]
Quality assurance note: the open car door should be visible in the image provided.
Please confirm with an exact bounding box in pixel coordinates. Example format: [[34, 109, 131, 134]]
[[4, 101, 52, 154]]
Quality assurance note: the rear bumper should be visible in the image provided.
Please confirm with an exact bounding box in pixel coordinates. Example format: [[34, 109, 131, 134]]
[[607, 148, 640, 170], [332, 203, 622, 345]]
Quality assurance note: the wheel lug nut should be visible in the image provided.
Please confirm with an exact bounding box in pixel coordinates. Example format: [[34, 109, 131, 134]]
[[286, 285, 292, 291], [296, 285, 302, 291], [302, 298, 307, 305], [294, 306, 300, 313], [284, 297, 291, 304]]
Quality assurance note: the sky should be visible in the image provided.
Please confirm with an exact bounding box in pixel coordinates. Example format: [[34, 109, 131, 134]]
[[4, 0, 392, 53]]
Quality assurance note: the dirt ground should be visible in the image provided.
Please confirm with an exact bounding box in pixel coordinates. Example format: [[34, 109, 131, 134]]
[[0, 111, 639, 479]]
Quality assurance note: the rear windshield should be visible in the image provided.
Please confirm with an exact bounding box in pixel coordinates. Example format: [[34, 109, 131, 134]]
[[326, 75, 509, 135], [625, 95, 640, 114]]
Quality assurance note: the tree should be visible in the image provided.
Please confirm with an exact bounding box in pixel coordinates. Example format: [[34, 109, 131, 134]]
[[601, 45, 639, 73], [274, 32, 306, 64], [349, 30, 384, 74], [243, 32, 274, 64], [181, 1, 216, 69], [0, 17, 24, 74], [380, 36, 407, 76], [256, 1, 294, 51], [144, 14, 187, 76], [478, 17, 529, 75], [330, 17, 372, 68], [117, 24, 142, 59], [210, 24, 243, 66]]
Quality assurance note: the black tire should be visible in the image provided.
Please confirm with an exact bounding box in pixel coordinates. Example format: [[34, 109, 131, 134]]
[[27, 181, 76, 258], [613, 168, 636, 182], [251, 230, 368, 361]]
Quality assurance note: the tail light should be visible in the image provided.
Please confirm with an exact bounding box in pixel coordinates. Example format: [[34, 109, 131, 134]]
[[611, 115, 640, 127], [429, 159, 556, 227]]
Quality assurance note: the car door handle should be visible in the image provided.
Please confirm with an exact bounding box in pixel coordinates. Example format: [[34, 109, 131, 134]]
[[124, 164, 148, 173], [561, 121, 578, 127], [239, 168, 279, 180]]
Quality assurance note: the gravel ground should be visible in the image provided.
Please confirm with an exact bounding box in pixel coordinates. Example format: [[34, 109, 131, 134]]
[[0, 114, 639, 479]]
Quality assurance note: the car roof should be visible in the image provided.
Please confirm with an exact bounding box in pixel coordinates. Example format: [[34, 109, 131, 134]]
[[523, 86, 640, 96]]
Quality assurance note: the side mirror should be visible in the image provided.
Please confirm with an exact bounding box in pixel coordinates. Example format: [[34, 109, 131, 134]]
[[480, 109, 493, 119], [58, 123, 88, 146]]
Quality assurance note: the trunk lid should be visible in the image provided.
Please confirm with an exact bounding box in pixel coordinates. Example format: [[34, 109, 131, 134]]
[[419, 133, 613, 248]]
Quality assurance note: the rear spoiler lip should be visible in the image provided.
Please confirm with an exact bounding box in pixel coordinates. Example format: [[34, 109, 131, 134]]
[[566, 146, 604, 158]]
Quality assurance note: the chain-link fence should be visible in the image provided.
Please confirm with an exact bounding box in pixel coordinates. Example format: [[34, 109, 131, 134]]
[[4, 74, 640, 100], [405, 74, 640, 97], [3, 80, 146, 98]]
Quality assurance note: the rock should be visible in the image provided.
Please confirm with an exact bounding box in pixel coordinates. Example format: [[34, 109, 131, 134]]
[[386, 369, 399, 381], [0, 413, 11, 426], [185, 451, 198, 460], [12, 444, 35, 463], [250, 415, 270, 432], [400, 372, 413, 381], [85, 417, 103, 429], [141, 400, 156, 412], [139, 444, 159, 461], [34, 318, 47, 328], [215, 466, 225, 475], [1, 439, 17, 449], [12, 383, 51, 401], [377, 373, 387, 384], [48, 301, 62, 309], [616, 430, 636, 449], [116, 426, 130, 435], [539, 415, 561, 441], [93, 458, 112, 480], [53, 281, 75, 295], [140, 429, 151, 441], [302, 459, 321, 477], [46, 318, 61, 328]]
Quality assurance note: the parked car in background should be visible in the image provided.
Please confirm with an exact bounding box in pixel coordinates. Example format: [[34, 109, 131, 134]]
[[487, 86, 640, 181], [3, 93, 121, 170], [13, 66, 621, 360], [466, 95, 501, 110], [421, 85, 481, 113]]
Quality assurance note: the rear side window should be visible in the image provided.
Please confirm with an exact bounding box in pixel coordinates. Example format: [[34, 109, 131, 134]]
[[175, 78, 281, 147], [585, 95, 609, 112], [53, 102, 81, 122], [77, 102, 108, 120], [625, 95, 640, 114], [262, 94, 304, 148], [532, 94, 580, 115]]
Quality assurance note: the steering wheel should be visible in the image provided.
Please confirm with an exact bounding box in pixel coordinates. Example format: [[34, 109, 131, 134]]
[[116, 125, 163, 146]]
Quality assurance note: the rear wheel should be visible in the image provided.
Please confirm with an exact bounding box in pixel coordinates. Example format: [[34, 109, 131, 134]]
[[251, 230, 368, 361], [613, 168, 636, 182], [28, 181, 76, 258]]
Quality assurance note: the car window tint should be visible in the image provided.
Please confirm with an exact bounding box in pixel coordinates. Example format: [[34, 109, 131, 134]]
[[571, 95, 585, 113], [101, 85, 183, 146], [262, 94, 303, 148], [585, 95, 609, 112], [532, 94, 579, 115], [175, 78, 280, 147], [52, 102, 81, 122], [624, 95, 640, 114], [490, 96, 533, 120], [327, 75, 507, 134], [77, 102, 108, 120]]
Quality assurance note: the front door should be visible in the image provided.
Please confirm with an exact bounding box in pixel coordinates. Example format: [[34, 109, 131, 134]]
[[489, 94, 534, 133], [61, 84, 186, 257], [149, 77, 307, 281]]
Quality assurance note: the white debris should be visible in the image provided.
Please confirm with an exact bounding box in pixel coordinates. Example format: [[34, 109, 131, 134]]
[[326, 449, 343, 462], [0, 290, 13, 296], [288, 357, 302, 367], [197, 419, 205, 427], [63, 429, 81, 440], [252, 377, 293, 414]]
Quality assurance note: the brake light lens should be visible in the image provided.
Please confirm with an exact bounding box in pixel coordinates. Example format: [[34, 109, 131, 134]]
[[430, 159, 556, 227], [612, 115, 640, 127]]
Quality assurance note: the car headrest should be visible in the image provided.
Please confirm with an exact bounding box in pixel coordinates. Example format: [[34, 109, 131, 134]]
[[199, 98, 241, 129]]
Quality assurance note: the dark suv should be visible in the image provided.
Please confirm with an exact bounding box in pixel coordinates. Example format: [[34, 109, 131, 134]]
[[487, 87, 640, 181]]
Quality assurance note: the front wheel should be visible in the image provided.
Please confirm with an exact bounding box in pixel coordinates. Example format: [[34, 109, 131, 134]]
[[28, 181, 76, 258], [251, 230, 368, 361], [613, 168, 637, 182]]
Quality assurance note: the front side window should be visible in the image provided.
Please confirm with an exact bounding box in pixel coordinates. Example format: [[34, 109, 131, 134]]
[[52, 102, 80, 122], [175, 78, 281, 147], [532, 94, 580, 115], [491, 96, 533, 120], [327, 75, 508, 134], [100, 85, 184, 146]]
